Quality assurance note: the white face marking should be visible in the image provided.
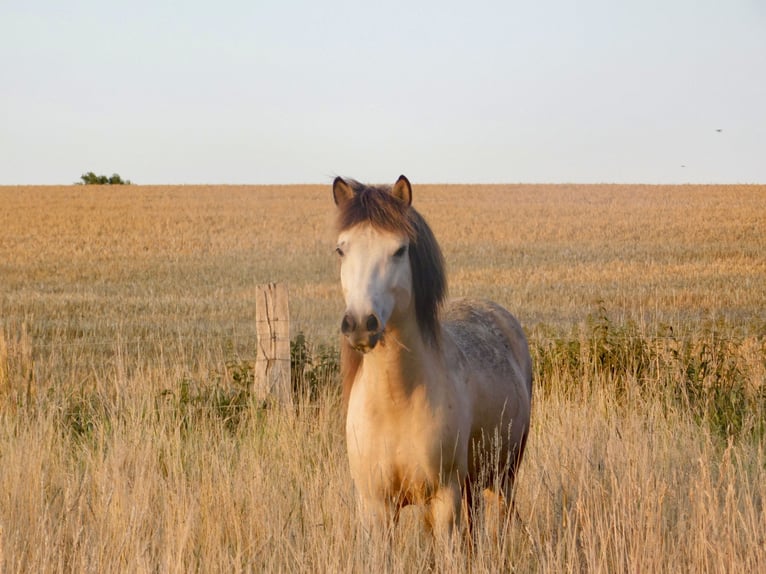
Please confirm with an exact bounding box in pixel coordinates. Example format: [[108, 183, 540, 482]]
[[337, 224, 411, 339]]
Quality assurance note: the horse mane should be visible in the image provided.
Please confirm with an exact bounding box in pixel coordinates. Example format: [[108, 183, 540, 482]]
[[335, 179, 447, 409]]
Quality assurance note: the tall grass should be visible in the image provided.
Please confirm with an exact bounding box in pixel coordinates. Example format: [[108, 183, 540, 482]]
[[1, 183, 765, 571], [2, 309, 763, 571]]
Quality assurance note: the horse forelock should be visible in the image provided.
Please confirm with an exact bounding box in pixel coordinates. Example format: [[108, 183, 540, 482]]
[[335, 180, 447, 352], [335, 180, 414, 237]]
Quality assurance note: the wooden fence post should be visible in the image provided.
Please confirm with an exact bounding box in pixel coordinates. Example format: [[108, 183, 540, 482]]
[[254, 283, 291, 405]]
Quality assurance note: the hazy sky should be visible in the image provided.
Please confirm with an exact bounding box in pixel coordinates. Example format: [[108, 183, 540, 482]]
[[2, 0, 765, 185]]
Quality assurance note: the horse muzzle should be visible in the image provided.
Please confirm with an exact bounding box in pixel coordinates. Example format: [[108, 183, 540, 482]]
[[341, 311, 383, 352]]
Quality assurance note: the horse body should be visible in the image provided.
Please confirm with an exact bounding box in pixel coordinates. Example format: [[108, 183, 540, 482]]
[[333, 175, 532, 540], [441, 299, 532, 484]]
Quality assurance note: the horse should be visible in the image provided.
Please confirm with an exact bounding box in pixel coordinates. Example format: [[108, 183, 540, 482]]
[[332, 175, 533, 543]]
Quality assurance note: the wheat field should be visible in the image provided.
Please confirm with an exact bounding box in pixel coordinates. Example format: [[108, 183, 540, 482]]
[[1, 183, 765, 572]]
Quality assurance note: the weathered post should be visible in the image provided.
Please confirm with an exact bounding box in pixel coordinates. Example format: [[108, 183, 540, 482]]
[[254, 283, 291, 405]]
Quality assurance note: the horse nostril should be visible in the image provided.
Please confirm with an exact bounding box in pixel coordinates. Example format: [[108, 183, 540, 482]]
[[341, 314, 355, 334], [365, 314, 379, 332]]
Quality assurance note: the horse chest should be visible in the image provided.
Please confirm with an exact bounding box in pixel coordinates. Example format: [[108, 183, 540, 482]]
[[346, 377, 465, 503]]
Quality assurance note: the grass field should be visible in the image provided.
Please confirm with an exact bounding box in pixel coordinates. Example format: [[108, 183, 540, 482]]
[[1, 183, 765, 572]]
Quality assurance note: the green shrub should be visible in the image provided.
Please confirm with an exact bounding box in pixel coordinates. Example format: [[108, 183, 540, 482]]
[[290, 332, 340, 401], [529, 305, 765, 441], [156, 335, 340, 433]]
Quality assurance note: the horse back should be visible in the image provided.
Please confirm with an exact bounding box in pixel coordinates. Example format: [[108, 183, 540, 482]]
[[442, 298, 532, 395]]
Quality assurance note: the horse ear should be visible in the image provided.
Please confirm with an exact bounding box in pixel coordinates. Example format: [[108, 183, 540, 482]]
[[391, 175, 412, 206], [333, 177, 354, 207]]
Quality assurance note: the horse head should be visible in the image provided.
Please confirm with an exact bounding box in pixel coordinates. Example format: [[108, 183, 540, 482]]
[[333, 176, 414, 352]]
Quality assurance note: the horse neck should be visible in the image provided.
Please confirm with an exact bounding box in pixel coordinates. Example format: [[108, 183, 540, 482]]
[[360, 312, 439, 399]]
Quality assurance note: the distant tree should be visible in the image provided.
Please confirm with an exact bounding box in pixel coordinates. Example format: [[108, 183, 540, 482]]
[[78, 172, 132, 185], [79, 171, 99, 184]]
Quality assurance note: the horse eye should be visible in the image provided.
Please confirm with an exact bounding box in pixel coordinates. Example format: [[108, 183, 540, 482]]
[[335, 246, 345, 258], [393, 245, 407, 258]]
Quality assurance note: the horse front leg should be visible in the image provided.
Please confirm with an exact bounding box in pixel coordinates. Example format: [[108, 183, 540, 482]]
[[424, 478, 463, 546]]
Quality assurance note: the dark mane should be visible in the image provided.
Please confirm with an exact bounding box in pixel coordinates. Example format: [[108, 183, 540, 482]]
[[335, 179, 447, 408]]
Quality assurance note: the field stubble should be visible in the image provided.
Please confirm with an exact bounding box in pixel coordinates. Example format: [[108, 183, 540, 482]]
[[1, 183, 765, 571]]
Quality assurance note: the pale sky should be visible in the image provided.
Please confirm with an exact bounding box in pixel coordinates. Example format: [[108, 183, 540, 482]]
[[2, 0, 765, 185]]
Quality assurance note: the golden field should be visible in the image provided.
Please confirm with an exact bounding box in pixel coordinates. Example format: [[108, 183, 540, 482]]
[[1, 183, 765, 572]]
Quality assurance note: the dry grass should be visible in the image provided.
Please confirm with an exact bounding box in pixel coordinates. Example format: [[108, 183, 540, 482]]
[[1, 183, 765, 572]]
